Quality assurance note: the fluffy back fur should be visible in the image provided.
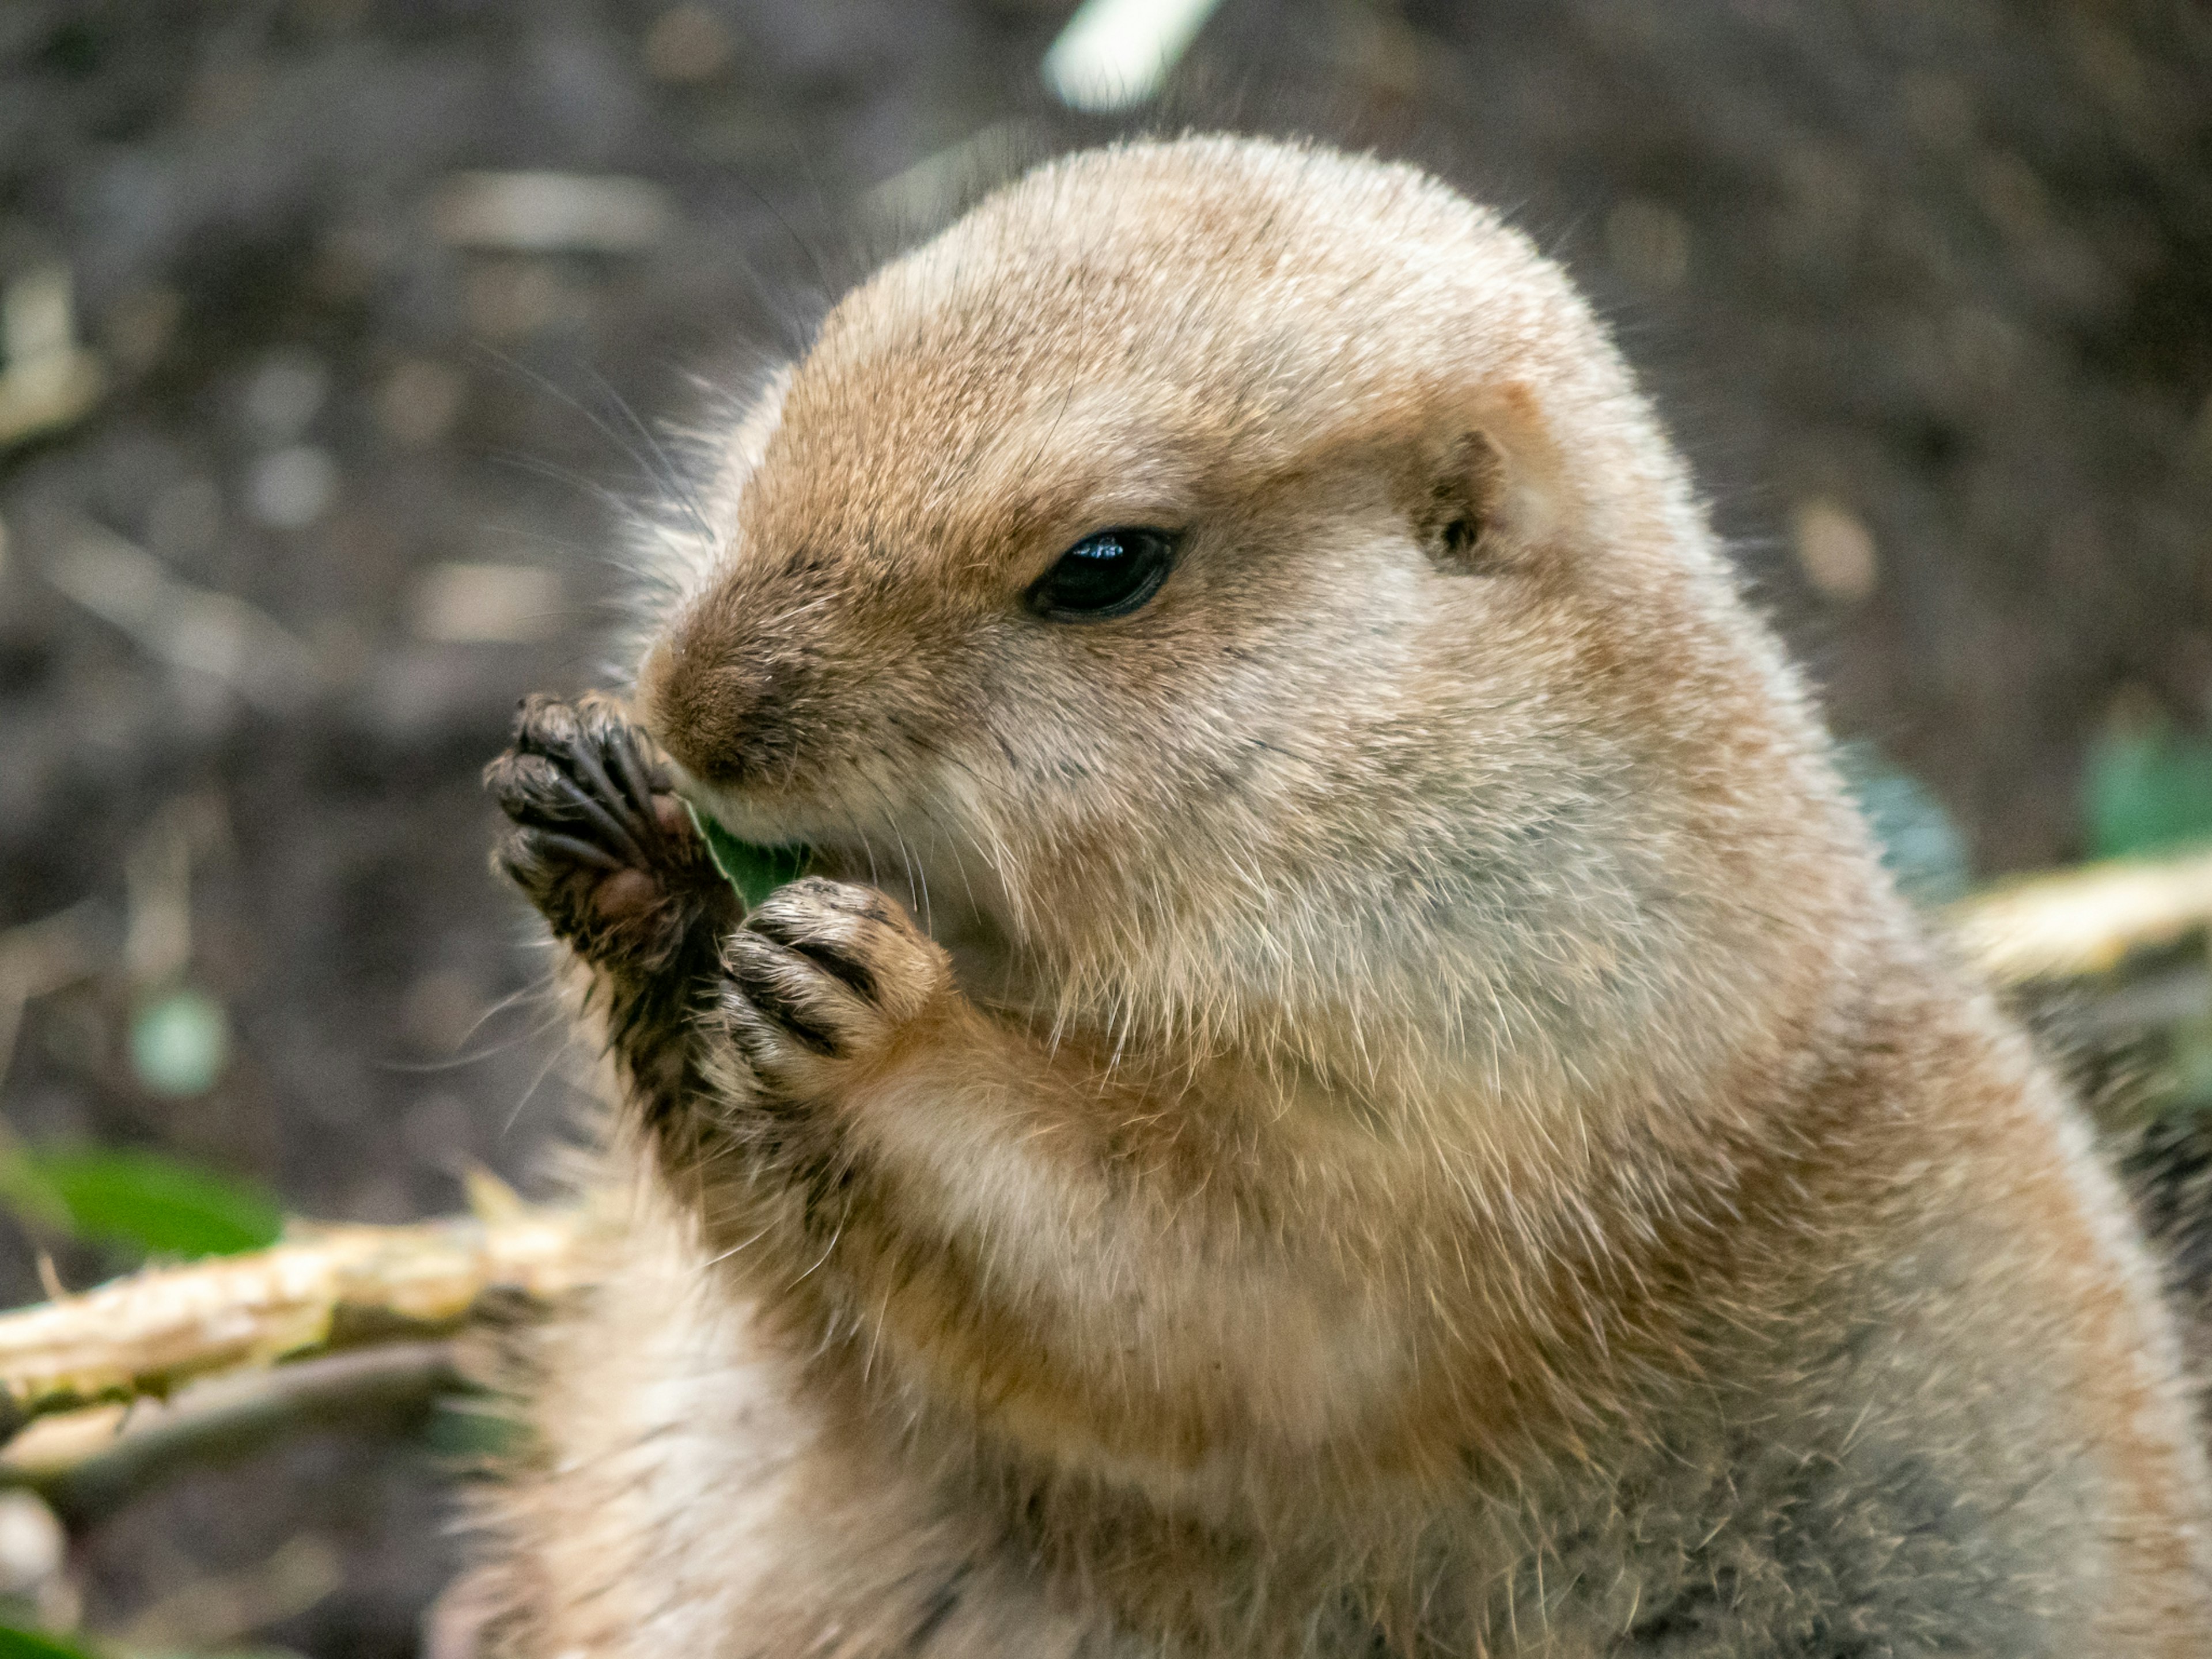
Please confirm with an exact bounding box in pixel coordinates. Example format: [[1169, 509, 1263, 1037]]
[[464, 137, 2212, 1657]]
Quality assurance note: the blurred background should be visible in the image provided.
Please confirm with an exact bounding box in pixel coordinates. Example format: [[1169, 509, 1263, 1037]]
[[0, 0, 2207, 1653]]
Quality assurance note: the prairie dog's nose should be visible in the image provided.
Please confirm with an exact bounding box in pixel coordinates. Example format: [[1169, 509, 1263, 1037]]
[[636, 633, 777, 787]]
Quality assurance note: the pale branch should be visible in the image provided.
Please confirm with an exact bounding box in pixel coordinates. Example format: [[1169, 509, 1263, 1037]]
[[5, 1341, 463, 1525], [1949, 846, 2212, 983], [0, 1208, 586, 1432]]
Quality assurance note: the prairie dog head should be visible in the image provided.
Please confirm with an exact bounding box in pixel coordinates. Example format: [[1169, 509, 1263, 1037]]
[[635, 136, 1877, 1115]]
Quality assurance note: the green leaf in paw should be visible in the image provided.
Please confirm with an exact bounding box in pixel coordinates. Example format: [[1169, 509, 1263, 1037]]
[[684, 801, 809, 911]]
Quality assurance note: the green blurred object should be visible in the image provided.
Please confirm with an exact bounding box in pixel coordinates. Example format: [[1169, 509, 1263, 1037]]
[[0, 1622, 101, 1659], [128, 989, 230, 1098], [2169, 1011, 2212, 1110], [1, 1147, 282, 1259], [684, 802, 809, 911], [421, 1395, 528, 1461], [1836, 743, 1972, 904], [2084, 710, 2212, 861]]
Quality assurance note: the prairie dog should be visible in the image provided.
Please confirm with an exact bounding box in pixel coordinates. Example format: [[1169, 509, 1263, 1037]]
[[473, 137, 2212, 1656]]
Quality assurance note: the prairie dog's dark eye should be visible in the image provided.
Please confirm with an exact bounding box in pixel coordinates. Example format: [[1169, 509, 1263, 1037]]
[[1025, 528, 1177, 622]]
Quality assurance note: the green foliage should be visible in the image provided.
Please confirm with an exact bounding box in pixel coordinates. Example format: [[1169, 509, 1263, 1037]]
[[0, 1146, 282, 1261], [421, 1395, 528, 1462], [0, 1622, 102, 1659], [0, 1631, 296, 1659], [685, 802, 809, 911], [2084, 710, 2212, 861]]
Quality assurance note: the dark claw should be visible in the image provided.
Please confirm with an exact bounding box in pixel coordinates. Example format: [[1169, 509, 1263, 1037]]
[[575, 745, 653, 863], [605, 724, 665, 838], [489, 747, 650, 874], [488, 694, 726, 976], [522, 830, 624, 873], [726, 942, 845, 1057], [747, 914, 880, 1006], [549, 765, 651, 869]]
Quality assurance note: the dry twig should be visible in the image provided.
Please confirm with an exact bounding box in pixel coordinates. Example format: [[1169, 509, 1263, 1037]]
[[1949, 847, 2212, 983], [3, 1341, 462, 1525], [0, 1209, 584, 1432]]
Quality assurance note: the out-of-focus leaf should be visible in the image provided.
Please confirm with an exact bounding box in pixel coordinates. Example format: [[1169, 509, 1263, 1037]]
[[2170, 1012, 2212, 1109], [128, 988, 230, 1098], [1, 1148, 281, 1259], [422, 1395, 528, 1461], [0, 1622, 103, 1659], [1838, 744, 1971, 904], [684, 802, 809, 911], [0, 1153, 69, 1237], [2085, 712, 2212, 861]]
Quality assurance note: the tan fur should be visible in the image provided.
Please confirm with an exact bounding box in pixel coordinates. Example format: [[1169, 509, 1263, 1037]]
[[467, 137, 2212, 1656]]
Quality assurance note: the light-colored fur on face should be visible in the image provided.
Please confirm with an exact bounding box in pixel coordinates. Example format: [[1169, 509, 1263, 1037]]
[[468, 137, 2212, 1657], [645, 140, 1868, 1120]]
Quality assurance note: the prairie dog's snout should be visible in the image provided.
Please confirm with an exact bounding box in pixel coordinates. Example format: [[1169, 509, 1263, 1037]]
[[634, 634, 778, 789]]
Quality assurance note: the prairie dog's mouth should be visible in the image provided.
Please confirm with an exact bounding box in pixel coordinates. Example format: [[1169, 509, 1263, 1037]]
[[665, 767, 803, 851], [681, 797, 810, 912], [671, 774, 895, 878]]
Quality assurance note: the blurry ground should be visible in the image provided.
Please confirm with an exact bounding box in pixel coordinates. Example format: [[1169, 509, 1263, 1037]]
[[0, 0, 2207, 1652]]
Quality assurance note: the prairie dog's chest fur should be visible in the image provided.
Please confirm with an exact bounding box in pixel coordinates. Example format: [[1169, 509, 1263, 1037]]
[[501, 1124, 2151, 1659], [466, 135, 2212, 1658]]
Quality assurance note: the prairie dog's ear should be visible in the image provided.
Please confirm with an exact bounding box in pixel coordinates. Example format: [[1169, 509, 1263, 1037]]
[[1411, 381, 1567, 574]]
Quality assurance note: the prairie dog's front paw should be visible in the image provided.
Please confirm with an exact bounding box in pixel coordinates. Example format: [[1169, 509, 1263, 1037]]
[[486, 692, 726, 969], [716, 878, 952, 1096]]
